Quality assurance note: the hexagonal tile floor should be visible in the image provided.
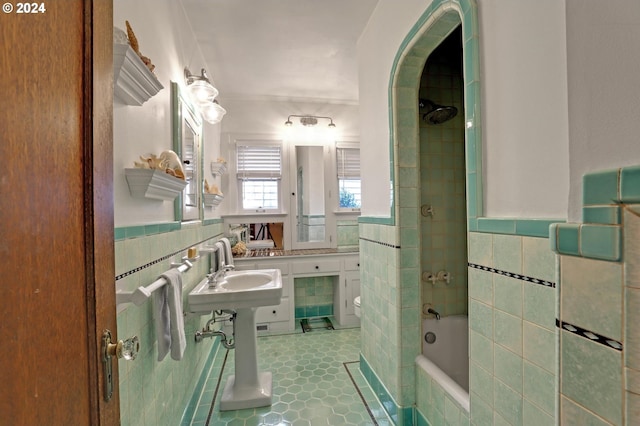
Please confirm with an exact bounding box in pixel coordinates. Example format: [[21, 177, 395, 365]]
[[188, 326, 393, 425]]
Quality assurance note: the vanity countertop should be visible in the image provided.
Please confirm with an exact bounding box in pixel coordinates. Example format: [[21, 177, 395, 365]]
[[234, 247, 358, 260]]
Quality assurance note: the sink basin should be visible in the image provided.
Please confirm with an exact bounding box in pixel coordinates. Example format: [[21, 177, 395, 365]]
[[223, 273, 273, 290], [188, 269, 282, 312]]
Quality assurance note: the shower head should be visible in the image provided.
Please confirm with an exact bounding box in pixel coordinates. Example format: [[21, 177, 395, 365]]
[[419, 99, 458, 125]]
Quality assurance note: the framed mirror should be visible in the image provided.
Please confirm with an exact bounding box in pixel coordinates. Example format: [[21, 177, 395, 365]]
[[171, 82, 203, 222]]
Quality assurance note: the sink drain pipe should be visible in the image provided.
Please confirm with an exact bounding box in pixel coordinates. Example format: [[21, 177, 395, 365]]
[[195, 309, 236, 349]]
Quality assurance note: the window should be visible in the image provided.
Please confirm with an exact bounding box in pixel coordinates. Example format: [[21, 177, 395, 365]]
[[336, 145, 361, 209], [236, 143, 282, 211]]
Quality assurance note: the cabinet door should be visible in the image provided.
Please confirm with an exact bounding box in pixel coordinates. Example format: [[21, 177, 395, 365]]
[[256, 297, 291, 323]]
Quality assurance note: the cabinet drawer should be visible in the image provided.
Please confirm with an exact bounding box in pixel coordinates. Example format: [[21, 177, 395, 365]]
[[344, 257, 360, 271], [292, 260, 341, 275], [256, 297, 290, 323]]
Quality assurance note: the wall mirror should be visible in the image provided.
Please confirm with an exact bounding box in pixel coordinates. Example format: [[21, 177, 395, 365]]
[[290, 144, 334, 249], [229, 223, 284, 249], [171, 82, 203, 222]]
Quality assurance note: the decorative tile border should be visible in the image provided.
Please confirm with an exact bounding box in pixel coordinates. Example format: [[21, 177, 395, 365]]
[[550, 222, 622, 262], [359, 237, 401, 249], [360, 354, 398, 424], [114, 218, 223, 241], [468, 263, 555, 288], [180, 337, 221, 425], [358, 216, 395, 226], [343, 361, 382, 426], [550, 165, 640, 263], [475, 218, 564, 238], [557, 319, 623, 351], [294, 304, 333, 319], [115, 233, 222, 281]]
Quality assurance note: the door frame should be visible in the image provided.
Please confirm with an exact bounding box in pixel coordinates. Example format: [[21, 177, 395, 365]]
[[0, 0, 119, 423]]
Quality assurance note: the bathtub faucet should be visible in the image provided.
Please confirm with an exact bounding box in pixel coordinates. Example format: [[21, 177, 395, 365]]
[[427, 308, 441, 320]]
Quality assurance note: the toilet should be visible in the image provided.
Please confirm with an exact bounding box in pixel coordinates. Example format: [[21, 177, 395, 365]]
[[354, 296, 361, 318]]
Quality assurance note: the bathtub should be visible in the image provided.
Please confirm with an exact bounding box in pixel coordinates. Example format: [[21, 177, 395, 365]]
[[417, 315, 469, 412]]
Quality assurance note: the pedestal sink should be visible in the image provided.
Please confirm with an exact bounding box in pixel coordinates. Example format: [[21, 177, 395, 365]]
[[188, 269, 282, 411]]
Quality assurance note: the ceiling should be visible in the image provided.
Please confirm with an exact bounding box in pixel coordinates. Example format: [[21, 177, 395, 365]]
[[181, 0, 379, 104]]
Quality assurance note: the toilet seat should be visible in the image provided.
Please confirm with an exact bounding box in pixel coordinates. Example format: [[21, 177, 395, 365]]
[[354, 296, 361, 318]]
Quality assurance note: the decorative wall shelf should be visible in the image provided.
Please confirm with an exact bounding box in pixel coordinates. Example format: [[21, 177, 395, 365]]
[[210, 162, 228, 176], [113, 43, 163, 106], [204, 193, 224, 208], [125, 168, 187, 201]]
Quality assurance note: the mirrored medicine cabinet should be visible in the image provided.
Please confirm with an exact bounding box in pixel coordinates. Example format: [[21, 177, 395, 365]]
[[171, 82, 203, 222], [290, 144, 334, 249]]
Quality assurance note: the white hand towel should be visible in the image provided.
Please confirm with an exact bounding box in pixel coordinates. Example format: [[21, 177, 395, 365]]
[[220, 237, 234, 266], [214, 241, 225, 270], [154, 268, 187, 361]]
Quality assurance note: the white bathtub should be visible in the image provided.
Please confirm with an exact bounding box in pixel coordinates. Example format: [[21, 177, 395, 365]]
[[417, 315, 469, 411]]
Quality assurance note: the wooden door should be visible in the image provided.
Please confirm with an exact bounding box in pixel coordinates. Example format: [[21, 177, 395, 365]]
[[0, 1, 118, 424]]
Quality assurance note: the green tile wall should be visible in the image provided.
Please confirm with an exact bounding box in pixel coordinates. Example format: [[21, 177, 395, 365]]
[[115, 221, 223, 426], [557, 202, 639, 425], [359, 223, 401, 405], [294, 276, 335, 318], [467, 232, 558, 426], [337, 219, 359, 249], [416, 363, 470, 426]]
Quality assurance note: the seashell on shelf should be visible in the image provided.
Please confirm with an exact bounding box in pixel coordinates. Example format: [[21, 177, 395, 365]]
[[138, 154, 163, 170], [159, 150, 184, 173]]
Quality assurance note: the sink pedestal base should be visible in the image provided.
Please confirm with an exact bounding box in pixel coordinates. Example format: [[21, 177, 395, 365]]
[[219, 307, 273, 411], [219, 371, 273, 411]]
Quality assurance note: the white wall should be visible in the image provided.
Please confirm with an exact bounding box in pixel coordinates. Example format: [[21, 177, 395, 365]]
[[565, 0, 640, 221], [479, 0, 569, 218], [358, 0, 570, 219], [113, 0, 221, 227], [358, 0, 434, 217]]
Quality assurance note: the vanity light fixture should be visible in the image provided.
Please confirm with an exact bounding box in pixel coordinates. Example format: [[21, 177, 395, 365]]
[[284, 115, 336, 128], [184, 67, 219, 104], [185, 67, 227, 124], [200, 99, 227, 124]]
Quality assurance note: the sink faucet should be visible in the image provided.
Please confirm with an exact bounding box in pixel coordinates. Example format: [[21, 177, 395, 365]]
[[207, 262, 235, 288]]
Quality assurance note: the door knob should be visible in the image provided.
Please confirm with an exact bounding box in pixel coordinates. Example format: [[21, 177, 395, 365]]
[[102, 330, 139, 401], [106, 335, 140, 360]]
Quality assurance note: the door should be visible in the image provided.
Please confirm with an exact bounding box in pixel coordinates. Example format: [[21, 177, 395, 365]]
[[0, 1, 118, 424]]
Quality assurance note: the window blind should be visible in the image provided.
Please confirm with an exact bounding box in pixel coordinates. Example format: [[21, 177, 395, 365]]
[[336, 147, 360, 179], [236, 143, 282, 180]]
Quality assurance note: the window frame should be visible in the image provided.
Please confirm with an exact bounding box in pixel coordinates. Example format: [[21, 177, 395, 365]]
[[235, 140, 284, 214]]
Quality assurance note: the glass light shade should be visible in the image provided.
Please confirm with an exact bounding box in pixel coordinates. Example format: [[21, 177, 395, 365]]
[[201, 101, 227, 124], [188, 80, 219, 104]]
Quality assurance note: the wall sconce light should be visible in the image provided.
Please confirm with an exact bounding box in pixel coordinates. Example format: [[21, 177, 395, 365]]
[[284, 115, 336, 128], [184, 67, 219, 103], [185, 67, 226, 124], [200, 99, 227, 124]]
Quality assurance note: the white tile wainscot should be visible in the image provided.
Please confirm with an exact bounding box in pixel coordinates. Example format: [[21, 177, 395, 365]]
[[233, 252, 361, 333]]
